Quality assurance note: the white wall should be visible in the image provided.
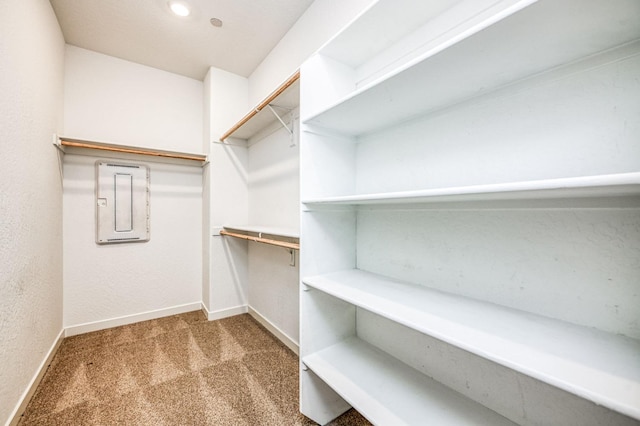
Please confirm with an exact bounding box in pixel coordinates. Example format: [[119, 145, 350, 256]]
[[63, 47, 203, 332], [64, 46, 202, 152], [0, 1, 65, 424], [247, 122, 300, 345], [204, 67, 249, 318]]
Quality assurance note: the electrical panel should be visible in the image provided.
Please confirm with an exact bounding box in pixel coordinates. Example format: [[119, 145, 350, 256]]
[[96, 161, 149, 244]]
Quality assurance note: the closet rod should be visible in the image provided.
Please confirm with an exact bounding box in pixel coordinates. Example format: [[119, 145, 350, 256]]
[[59, 138, 207, 162], [220, 230, 300, 250], [220, 69, 300, 141]]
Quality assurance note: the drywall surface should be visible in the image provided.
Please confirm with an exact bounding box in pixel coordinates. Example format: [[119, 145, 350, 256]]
[[0, 1, 64, 424], [204, 67, 249, 316], [62, 49, 203, 330], [202, 71, 212, 309], [248, 0, 375, 105], [248, 123, 300, 229], [63, 156, 202, 329], [64, 45, 203, 152], [247, 123, 301, 343]]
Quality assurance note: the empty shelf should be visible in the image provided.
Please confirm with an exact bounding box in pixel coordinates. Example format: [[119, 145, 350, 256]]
[[57, 137, 207, 163], [302, 173, 640, 206], [222, 225, 299, 239], [220, 71, 299, 141], [221, 225, 299, 250], [303, 337, 516, 425], [304, 0, 640, 136], [302, 269, 640, 419]]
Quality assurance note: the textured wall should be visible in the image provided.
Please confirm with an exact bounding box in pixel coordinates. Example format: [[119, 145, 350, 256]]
[[0, 1, 65, 424], [63, 156, 202, 330], [247, 123, 300, 344], [205, 67, 249, 316], [64, 45, 203, 152], [62, 47, 203, 331]]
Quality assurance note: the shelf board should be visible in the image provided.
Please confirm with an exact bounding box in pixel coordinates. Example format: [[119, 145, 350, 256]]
[[221, 225, 300, 250], [302, 173, 640, 206], [220, 71, 299, 141], [303, 337, 516, 425], [318, 0, 463, 70], [302, 269, 640, 420], [303, 0, 640, 136], [222, 225, 299, 239], [57, 137, 207, 164]]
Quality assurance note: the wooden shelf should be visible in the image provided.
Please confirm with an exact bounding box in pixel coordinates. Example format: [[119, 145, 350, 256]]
[[57, 137, 207, 164], [303, 337, 516, 425], [302, 269, 640, 420], [303, 0, 640, 136], [220, 71, 300, 141], [221, 225, 299, 250], [302, 173, 640, 206], [222, 225, 299, 239]]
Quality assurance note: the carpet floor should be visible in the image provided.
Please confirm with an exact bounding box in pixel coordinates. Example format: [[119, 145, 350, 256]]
[[19, 311, 370, 425]]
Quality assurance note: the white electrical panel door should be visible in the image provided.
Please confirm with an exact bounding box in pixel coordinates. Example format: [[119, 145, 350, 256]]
[[96, 162, 150, 244]]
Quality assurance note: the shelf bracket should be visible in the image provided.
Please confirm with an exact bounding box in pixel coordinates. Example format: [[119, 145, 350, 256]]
[[52, 135, 66, 154], [266, 104, 296, 147], [266, 104, 292, 135], [211, 139, 247, 148], [52, 134, 64, 181], [289, 248, 296, 267]]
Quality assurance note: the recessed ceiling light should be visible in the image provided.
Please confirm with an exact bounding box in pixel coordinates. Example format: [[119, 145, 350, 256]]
[[168, 1, 190, 17], [210, 18, 223, 27]]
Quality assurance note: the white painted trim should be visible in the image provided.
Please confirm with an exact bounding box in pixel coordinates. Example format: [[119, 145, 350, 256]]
[[64, 302, 202, 337], [248, 306, 299, 355], [7, 329, 64, 426], [202, 303, 248, 321]]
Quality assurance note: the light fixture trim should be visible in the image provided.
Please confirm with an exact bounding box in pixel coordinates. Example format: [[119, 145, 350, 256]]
[[168, 1, 191, 17]]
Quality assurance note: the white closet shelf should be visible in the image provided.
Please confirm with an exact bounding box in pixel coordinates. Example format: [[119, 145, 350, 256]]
[[302, 173, 640, 206], [220, 70, 300, 142], [222, 225, 299, 239], [303, 337, 516, 426], [221, 225, 300, 250], [56, 137, 207, 163], [303, 0, 640, 136], [302, 269, 640, 420]]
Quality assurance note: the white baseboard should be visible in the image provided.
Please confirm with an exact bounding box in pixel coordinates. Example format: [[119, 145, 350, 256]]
[[248, 306, 299, 356], [7, 329, 64, 426], [64, 302, 202, 337], [201, 303, 248, 321]]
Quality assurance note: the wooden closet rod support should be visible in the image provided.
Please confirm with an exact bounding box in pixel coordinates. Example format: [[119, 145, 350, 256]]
[[220, 230, 300, 250], [220, 70, 300, 141], [59, 139, 207, 162]]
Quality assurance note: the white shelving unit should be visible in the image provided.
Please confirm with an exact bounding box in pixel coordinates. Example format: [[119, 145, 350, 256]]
[[299, 0, 640, 425]]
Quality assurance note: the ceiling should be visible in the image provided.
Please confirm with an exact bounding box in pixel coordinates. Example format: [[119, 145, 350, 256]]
[[50, 0, 315, 81]]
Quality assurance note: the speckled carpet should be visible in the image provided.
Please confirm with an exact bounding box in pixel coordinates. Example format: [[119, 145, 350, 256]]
[[19, 311, 369, 425]]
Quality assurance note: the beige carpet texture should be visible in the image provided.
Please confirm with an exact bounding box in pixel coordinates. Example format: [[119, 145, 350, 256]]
[[19, 311, 370, 425]]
